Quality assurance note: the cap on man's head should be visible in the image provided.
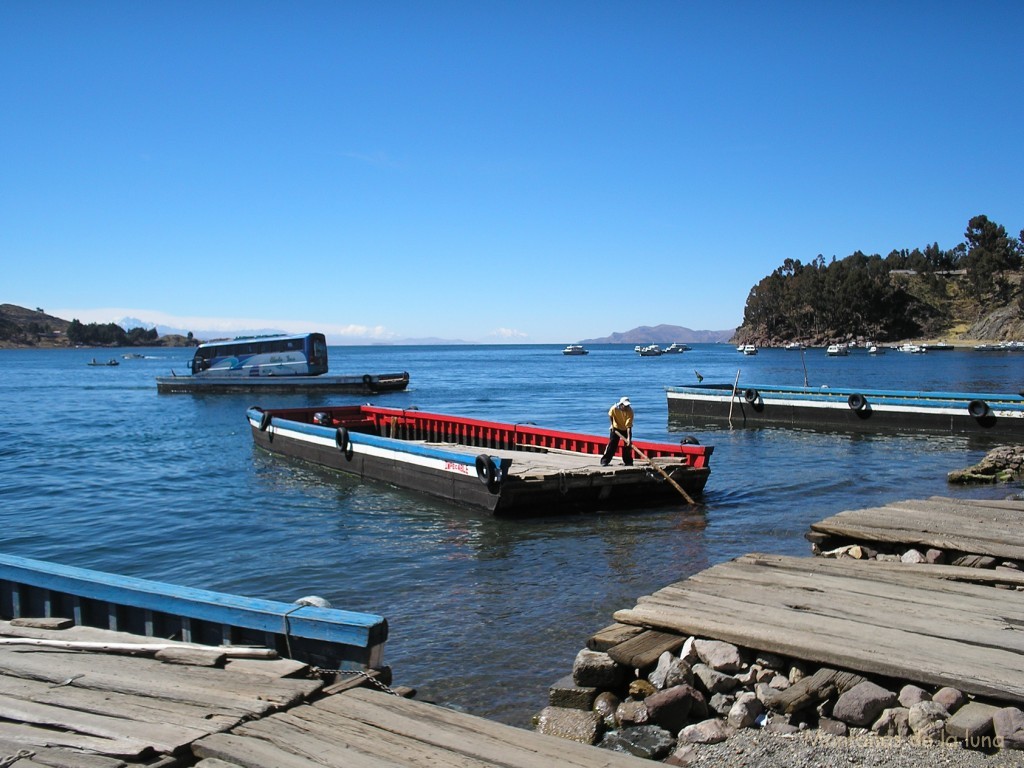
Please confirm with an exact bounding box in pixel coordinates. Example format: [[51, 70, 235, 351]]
[[618, 397, 631, 407]]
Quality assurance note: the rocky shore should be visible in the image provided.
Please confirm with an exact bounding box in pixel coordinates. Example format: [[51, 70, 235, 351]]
[[948, 445, 1024, 484], [535, 483, 1024, 764], [535, 632, 1024, 764]]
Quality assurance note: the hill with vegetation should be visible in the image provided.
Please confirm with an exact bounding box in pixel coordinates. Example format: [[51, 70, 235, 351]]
[[732, 215, 1024, 347], [0, 305, 195, 348]]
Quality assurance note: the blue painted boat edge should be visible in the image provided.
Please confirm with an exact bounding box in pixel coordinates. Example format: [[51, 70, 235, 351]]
[[0, 553, 387, 648], [251, 410, 505, 473], [666, 383, 1024, 404]]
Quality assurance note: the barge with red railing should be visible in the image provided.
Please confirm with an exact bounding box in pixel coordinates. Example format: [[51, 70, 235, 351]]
[[246, 405, 713, 515]]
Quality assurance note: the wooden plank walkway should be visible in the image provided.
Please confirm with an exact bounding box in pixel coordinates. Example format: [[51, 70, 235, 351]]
[[193, 687, 648, 767], [0, 620, 648, 767], [613, 548, 1024, 706], [808, 495, 1024, 560], [0, 620, 321, 767]]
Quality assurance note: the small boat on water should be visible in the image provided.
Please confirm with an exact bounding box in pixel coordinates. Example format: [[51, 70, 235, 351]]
[[784, 342, 804, 350], [663, 343, 690, 354], [897, 343, 926, 354], [88, 358, 120, 366], [739, 344, 757, 355], [156, 332, 409, 394], [665, 382, 1024, 437], [246, 405, 713, 515], [826, 344, 848, 356], [561, 344, 589, 355], [636, 344, 664, 356]]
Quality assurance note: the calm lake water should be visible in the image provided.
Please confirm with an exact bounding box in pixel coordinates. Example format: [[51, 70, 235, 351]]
[[2, 343, 1023, 725]]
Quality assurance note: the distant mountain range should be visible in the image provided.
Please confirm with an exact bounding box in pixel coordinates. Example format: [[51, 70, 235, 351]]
[[1, 304, 735, 347], [580, 324, 735, 345]]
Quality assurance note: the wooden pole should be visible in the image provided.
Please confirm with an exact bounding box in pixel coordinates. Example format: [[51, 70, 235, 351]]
[[728, 369, 741, 429], [616, 430, 696, 505]]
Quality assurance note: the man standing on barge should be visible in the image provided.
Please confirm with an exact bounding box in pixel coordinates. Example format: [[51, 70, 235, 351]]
[[600, 396, 634, 466]]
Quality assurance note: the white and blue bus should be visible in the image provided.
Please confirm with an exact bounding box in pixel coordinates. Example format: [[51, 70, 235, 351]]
[[188, 333, 329, 377]]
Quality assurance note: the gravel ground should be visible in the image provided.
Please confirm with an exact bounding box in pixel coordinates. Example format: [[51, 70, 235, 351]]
[[673, 729, 1024, 768]]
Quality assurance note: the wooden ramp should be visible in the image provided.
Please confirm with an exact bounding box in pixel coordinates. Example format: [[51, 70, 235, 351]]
[[0, 621, 321, 767], [193, 686, 648, 768], [614, 552, 1024, 705], [808, 496, 1024, 560]]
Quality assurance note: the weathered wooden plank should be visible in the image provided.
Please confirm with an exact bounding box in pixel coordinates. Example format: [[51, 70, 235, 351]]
[[674, 557, 1024, 630], [0, 674, 240, 733], [746, 553, 1024, 587], [613, 556, 1024, 703], [154, 647, 227, 667], [0, 737, 128, 768], [286, 704, 499, 767], [649, 579, 1024, 651], [0, 721, 150, 759], [809, 519, 1024, 560], [812, 506, 1024, 540], [0, 696, 205, 754], [586, 623, 644, 652], [237, 709, 499, 768], [192, 732, 335, 768], [0, 648, 319, 711], [318, 688, 647, 768], [605, 630, 685, 669], [615, 596, 1024, 702]]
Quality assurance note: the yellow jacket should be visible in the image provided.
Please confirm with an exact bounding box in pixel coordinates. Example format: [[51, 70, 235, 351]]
[[608, 404, 634, 433]]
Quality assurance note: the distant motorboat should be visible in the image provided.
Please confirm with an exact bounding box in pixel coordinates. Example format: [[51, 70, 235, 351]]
[[637, 344, 663, 357], [561, 344, 589, 356], [826, 344, 848, 357], [739, 344, 757, 355], [897, 344, 926, 354], [663, 343, 690, 354], [88, 358, 120, 367], [784, 342, 804, 350]]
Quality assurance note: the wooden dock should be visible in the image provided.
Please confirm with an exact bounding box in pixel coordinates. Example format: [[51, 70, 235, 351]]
[[0, 620, 648, 767], [807, 495, 1024, 562], [192, 687, 648, 768], [611, 495, 1024, 708]]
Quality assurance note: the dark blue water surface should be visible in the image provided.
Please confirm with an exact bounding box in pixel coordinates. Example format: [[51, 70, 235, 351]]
[[2, 343, 1022, 725]]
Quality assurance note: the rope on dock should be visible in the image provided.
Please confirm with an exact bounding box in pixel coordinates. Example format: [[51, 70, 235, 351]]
[[0, 749, 35, 767]]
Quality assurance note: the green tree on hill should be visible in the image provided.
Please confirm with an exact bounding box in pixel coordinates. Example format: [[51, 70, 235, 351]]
[[737, 214, 1020, 344]]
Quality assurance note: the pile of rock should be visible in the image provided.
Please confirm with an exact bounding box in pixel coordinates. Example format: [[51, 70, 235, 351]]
[[535, 633, 1024, 762], [948, 445, 1024, 484], [811, 539, 1024, 579]]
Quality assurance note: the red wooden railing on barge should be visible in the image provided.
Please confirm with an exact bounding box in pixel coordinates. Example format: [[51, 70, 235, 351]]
[[289, 405, 712, 468]]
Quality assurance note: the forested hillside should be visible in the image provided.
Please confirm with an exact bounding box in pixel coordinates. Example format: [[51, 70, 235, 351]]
[[733, 215, 1024, 346]]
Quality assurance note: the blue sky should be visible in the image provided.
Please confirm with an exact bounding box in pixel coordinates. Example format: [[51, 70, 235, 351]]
[[3, 2, 1022, 343]]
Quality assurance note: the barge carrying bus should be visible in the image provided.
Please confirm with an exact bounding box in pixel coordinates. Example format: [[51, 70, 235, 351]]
[[156, 332, 410, 395], [665, 382, 1024, 437], [246, 404, 713, 515]]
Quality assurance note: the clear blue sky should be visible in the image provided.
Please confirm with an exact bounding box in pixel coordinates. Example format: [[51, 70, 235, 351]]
[[3, 2, 1022, 343]]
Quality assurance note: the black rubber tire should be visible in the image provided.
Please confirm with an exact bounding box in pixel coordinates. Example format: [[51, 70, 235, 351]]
[[681, 435, 700, 445], [743, 388, 759, 404], [258, 410, 272, 431], [475, 454, 495, 486], [336, 426, 353, 460], [968, 399, 989, 418], [848, 393, 866, 411]]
